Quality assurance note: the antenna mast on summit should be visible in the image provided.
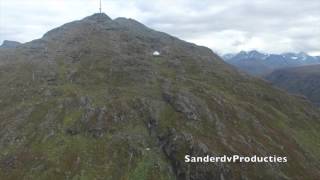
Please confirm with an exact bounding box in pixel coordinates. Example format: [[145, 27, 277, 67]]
[[99, 0, 102, 13]]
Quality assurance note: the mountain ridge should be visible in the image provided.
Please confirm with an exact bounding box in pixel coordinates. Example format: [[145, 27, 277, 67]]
[[0, 40, 21, 48]]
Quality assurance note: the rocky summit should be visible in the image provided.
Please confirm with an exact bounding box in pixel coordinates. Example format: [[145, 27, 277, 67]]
[[0, 13, 320, 180]]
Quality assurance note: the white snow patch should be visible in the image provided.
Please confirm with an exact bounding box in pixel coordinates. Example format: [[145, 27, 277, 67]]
[[153, 51, 160, 56]]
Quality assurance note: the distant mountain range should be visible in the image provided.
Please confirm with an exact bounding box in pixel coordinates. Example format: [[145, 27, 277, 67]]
[[223, 50, 320, 76], [265, 64, 320, 106]]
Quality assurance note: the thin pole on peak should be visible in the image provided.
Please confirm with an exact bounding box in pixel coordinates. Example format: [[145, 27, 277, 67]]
[[99, 0, 102, 13]]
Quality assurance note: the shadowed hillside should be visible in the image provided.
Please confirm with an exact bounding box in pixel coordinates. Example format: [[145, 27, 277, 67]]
[[266, 65, 320, 107]]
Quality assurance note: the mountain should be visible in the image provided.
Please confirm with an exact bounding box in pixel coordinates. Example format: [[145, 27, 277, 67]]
[[265, 64, 320, 106], [223, 50, 320, 76], [1, 13, 320, 179], [0, 40, 21, 48]]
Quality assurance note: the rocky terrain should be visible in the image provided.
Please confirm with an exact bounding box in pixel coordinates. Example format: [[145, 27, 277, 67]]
[[223, 50, 320, 76], [265, 65, 320, 107], [0, 13, 320, 179]]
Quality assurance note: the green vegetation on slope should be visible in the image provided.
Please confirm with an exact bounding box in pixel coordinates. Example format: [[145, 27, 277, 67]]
[[0, 13, 320, 180]]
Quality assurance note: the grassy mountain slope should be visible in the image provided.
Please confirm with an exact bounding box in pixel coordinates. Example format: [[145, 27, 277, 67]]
[[0, 14, 320, 180]]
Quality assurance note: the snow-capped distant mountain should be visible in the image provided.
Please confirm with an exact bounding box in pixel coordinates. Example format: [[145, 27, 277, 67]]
[[222, 50, 320, 76]]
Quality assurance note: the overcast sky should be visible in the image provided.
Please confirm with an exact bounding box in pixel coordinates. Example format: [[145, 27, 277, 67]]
[[0, 0, 319, 55]]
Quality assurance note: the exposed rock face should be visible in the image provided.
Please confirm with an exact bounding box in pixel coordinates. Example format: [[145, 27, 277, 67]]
[[265, 65, 320, 106], [0, 13, 320, 179]]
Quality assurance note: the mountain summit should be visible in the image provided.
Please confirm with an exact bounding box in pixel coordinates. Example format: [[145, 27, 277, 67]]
[[0, 14, 320, 179], [83, 13, 112, 21]]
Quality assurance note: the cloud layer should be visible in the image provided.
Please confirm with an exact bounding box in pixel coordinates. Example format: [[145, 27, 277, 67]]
[[0, 0, 319, 55]]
